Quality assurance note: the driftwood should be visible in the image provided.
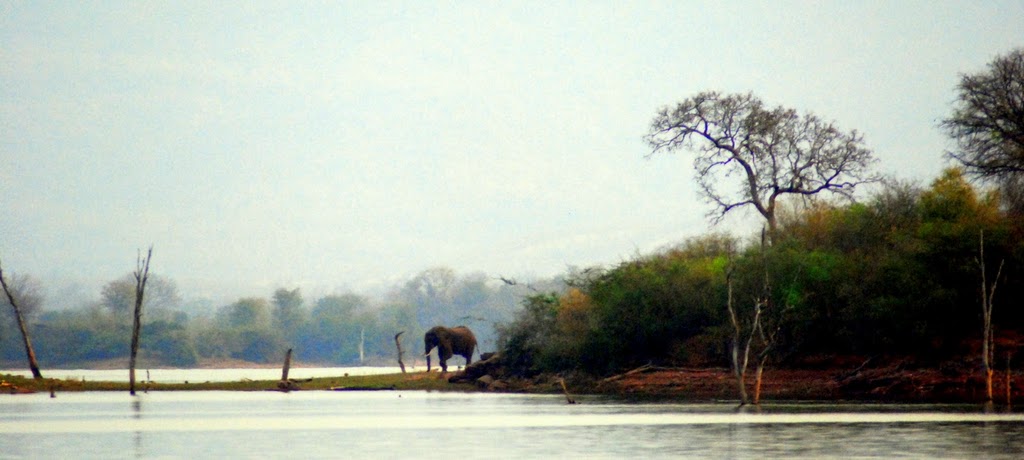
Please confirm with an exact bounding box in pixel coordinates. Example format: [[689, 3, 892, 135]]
[[835, 357, 875, 383], [395, 331, 406, 373], [271, 348, 312, 392], [559, 378, 577, 404], [282, 348, 292, 381], [329, 386, 396, 391], [598, 364, 715, 386], [600, 364, 656, 383]]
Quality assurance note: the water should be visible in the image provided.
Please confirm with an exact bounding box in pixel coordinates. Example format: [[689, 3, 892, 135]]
[[2, 390, 1023, 459]]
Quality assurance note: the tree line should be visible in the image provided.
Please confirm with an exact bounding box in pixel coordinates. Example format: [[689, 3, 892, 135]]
[[0, 266, 551, 369], [497, 170, 1022, 372]]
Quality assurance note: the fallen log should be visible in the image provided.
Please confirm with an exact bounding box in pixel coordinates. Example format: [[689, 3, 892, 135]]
[[329, 386, 396, 391], [600, 364, 656, 383]]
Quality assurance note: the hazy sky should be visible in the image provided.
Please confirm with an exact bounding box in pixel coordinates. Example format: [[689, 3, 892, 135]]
[[2, 1, 1023, 304]]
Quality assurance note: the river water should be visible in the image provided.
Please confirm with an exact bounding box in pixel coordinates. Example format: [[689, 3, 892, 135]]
[[2, 389, 1023, 459]]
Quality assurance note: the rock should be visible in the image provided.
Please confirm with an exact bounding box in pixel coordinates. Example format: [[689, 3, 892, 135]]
[[489, 379, 509, 391], [449, 353, 504, 384], [476, 375, 494, 388]]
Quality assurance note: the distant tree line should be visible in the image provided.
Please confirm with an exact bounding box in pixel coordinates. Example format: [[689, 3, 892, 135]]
[[0, 267, 542, 368]]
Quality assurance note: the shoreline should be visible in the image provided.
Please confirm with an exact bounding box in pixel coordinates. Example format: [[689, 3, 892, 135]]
[[3, 363, 1019, 405]]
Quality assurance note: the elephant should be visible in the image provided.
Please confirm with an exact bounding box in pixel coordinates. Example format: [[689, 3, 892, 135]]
[[424, 325, 477, 373]]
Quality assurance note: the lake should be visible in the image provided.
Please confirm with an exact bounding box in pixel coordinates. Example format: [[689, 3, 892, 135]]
[[2, 389, 1023, 459]]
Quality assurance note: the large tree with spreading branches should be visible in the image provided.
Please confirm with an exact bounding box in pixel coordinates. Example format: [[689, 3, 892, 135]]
[[645, 91, 878, 237]]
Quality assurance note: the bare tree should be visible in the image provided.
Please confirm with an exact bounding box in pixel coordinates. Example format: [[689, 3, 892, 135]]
[[978, 230, 1005, 402], [645, 91, 877, 238], [395, 331, 407, 373], [0, 259, 43, 379], [943, 49, 1024, 216], [942, 48, 1024, 181], [129, 247, 152, 396], [726, 230, 783, 406], [726, 265, 749, 404]]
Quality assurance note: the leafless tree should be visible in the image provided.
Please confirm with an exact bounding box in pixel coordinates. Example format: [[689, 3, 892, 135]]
[[129, 247, 152, 396], [395, 331, 407, 373], [0, 259, 43, 379], [726, 230, 782, 406], [978, 231, 1004, 402], [646, 91, 877, 239], [942, 48, 1024, 181]]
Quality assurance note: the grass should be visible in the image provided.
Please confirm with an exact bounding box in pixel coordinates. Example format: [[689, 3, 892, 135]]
[[1, 371, 478, 394]]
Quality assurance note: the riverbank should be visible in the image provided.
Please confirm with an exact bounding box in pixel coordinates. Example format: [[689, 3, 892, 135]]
[[4, 361, 1018, 404], [1, 369, 471, 393]]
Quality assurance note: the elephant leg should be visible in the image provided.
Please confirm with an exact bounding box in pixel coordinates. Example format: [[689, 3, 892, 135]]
[[441, 350, 453, 373]]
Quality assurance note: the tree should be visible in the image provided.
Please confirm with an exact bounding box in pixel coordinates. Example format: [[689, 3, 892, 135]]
[[101, 273, 180, 315], [303, 294, 364, 363], [129, 247, 152, 396], [942, 48, 1024, 181], [222, 297, 273, 329], [400, 267, 457, 328], [978, 230, 1005, 402], [0, 260, 44, 379], [272, 287, 305, 339], [645, 91, 877, 237]]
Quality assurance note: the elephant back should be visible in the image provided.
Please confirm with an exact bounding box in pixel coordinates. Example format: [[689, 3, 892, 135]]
[[449, 326, 477, 353]]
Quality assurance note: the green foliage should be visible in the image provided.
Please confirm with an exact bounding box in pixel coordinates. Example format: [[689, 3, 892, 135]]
[[144, 318, 199, 367], [496, 292, 560, 376], [494, 173, 1024, 374]]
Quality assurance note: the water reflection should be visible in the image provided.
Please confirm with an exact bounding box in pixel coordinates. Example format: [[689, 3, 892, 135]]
[[131, 399, 142, 459], [1, 392, 1023, 459]]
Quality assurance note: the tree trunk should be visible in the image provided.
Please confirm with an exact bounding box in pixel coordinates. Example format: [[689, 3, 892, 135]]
[[978, 231, 1003, 402], [726, 269, 748, 405], [0, 261, 43, 380], [281, 348, 292, 381], [395, 331, 406, 373], [129, 247, 152, 396], [753, 357, 767, 405], [359, 327, 365, 364], [1007, 354, 1013, 407]]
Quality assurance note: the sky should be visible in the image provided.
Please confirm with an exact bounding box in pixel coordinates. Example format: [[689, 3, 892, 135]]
[[2, 1, 1023, 306]]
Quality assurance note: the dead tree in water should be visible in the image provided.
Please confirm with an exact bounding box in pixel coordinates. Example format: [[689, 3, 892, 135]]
[[395, 331, 407, 373], [277, 348, 297, 391], [0, 259, 43, 379], [726, 266, 749, 405], [978, 230, 1004, 402], [129, 247, 152, 396], [727, 229, 782, 406]]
